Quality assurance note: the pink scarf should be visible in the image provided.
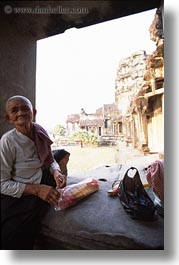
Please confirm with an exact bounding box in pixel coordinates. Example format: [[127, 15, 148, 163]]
[[33, 123, 54, 169], [146, 160, 164, 201]]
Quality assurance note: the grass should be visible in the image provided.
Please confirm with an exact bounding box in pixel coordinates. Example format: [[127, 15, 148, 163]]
[[53, 145, 117, 175], [52, 142, 160, 177]]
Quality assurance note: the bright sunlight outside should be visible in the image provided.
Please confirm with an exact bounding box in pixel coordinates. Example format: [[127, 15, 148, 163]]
[[36, 9, 156, 132]]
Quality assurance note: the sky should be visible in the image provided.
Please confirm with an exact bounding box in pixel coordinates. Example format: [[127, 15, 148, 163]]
[[36, 8, 157, 132]]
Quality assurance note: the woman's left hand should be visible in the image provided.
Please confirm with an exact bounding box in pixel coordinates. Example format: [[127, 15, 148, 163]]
[[53, 169, 66, 189]]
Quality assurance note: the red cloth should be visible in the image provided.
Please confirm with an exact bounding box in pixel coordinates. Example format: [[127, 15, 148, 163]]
[[146, 160, 164, 201], [33, 123, 54, 169]]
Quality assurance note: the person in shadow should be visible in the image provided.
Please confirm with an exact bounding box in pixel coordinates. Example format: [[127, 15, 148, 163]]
[[53, 149, 70, 188]]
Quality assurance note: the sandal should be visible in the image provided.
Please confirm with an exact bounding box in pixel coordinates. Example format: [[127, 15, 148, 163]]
[[108, 179, 122, 196]]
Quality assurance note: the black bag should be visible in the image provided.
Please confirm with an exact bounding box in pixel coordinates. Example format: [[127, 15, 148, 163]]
[[118, 167, 155, 221]]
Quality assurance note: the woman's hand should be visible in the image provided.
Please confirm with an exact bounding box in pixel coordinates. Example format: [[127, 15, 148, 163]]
[[37, 184, 60, 206], [24, 184, 61, 206], [53, 169, 66, 189]]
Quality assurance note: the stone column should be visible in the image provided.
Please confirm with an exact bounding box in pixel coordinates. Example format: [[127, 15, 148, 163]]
[[0, 19, 36, 137], [135, 96, 150, 153]]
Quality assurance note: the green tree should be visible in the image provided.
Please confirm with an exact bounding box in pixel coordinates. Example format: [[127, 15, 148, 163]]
[[87, 131, 99, 146], [53, 124, 66, 138], [70, 130, 99, 147]]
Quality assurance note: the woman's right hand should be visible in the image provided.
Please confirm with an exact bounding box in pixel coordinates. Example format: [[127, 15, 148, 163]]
[[36, 184, 61, 206], [24, 184, 61, 206]]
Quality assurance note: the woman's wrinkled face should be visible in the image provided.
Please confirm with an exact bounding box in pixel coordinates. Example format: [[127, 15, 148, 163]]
[[6, 98, 35, 127]]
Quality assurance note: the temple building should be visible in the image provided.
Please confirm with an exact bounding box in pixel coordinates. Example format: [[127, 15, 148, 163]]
[[66, 6, 164, 153], [66, 104, 121, 139], [115, 6, 164, 153]]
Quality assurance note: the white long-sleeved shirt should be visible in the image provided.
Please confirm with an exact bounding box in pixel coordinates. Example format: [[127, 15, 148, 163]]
[[0, 129, 59, 198]]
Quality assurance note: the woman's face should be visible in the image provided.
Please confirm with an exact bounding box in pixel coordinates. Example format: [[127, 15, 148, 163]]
[[6, 98, 34, 127]]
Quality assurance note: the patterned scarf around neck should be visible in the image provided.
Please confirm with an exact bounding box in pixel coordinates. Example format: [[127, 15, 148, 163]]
[[33, 123, 54, 169]]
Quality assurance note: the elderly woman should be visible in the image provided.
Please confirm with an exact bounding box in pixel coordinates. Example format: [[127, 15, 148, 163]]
[[0, 95, 65, 249]]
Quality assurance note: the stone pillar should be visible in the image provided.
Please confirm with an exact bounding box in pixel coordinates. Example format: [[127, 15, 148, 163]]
[[0, 19, 36, 137], [135, 96, 150, 153]]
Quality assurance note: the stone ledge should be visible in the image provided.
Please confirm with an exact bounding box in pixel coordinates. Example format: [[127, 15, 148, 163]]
[[35, 168, 164, 250]]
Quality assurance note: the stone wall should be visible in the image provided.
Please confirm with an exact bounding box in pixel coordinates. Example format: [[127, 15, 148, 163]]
[[0, 18, 36, 136], [114, 6, 164, 153]]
